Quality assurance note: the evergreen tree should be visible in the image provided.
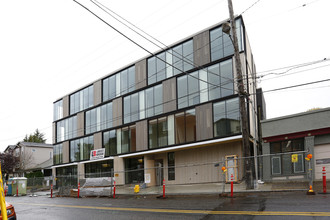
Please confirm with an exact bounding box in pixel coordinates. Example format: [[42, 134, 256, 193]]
[[23, 129, 46, 143]]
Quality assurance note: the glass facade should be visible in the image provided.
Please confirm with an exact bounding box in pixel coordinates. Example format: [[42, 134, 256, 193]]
[[270, 139, 305, 175], [124, 84, 163, 124], [53, 143, 63, 165], [149, 110, 196, 149], [149, 116, 175, 149], [175, 109, 196, 144], [85, 102, 113, 135], [210, 18, 244, 62], [56, 116, 77, 142], [147, 40, 194, 85], [213, 98, 241, 138], [56, 166, 77, 187], [103, 125, 136, 156], [53, 100, 63, 121], [85, 160, 113, 178], [125, 157, 144, 184], [70, 135, 94, 162], [177, 59, 234, 109], [70, 85, 94, 115], [52, 17, 255, 186], [103, 66, 135, 102]]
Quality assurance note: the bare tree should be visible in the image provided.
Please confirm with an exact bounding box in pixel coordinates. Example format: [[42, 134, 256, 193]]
[[0, 153, 19, 179], [17, 146, 34, 175]]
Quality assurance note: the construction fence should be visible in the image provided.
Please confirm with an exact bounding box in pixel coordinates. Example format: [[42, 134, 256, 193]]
[[18, 151, 330, 197]]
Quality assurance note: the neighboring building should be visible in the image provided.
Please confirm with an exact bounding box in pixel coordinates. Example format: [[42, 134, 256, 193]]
[[52, 15, 259, 187], [261, 108, 330, 182], [5, 142, 53, 177], [4, 145, 16, 154]]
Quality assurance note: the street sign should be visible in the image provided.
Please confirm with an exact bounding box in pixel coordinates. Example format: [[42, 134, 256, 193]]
[[292, 154, 298, 163]]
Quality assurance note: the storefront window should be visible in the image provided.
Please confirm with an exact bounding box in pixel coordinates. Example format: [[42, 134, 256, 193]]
[[85, 160, 113, 178], [168, 152, 175, 181], [270, 139, 305, 175]]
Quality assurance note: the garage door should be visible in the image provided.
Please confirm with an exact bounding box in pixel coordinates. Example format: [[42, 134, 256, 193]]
[[314, 144, 330, 180]]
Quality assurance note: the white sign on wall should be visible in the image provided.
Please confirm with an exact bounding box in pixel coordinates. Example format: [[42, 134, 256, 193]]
[[90, 148, 105, 160], [145, 174, 151, 184]]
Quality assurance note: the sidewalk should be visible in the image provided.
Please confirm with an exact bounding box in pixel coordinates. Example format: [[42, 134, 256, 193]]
[[26, 181, 314, 197], [114, 181, 307, 196]]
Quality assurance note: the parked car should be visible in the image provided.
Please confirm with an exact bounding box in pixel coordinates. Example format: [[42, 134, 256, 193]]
[[0, 202, 16, 220]]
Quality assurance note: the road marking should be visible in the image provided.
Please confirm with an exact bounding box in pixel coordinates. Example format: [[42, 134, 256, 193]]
[[15, 202, 330, 217]]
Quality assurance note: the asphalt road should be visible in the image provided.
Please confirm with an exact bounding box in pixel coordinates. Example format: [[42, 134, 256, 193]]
[[5, 192, 330, 220]]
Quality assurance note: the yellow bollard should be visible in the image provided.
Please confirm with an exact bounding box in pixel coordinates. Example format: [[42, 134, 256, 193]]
[[0, 163, 8, 220], [134, 185, 140, 193]]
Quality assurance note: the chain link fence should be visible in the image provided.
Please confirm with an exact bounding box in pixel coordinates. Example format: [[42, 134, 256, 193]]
[[22, 151, 330, 197]]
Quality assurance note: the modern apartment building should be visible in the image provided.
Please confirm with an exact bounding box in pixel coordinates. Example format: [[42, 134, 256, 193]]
[[52, 15, 258, 187]]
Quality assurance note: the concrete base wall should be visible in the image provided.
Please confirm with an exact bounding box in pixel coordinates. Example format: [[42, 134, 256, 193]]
[[167, 140, 243, 185]]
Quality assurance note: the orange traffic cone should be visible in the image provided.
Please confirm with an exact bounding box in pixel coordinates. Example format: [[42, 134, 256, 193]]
[[307, 185, 315, 195]]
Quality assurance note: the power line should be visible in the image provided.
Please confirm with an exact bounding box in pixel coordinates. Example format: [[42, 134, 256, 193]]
[[257, 58, 330, 79], [240, 0, 262, 15], [90, 0, 238, 88], [74, 0, 239, 97], [256, 78, 330, 94], [260, 63, 330, 82]]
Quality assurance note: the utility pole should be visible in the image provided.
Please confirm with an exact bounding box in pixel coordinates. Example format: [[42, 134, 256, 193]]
[[226, 0, 253, 189]]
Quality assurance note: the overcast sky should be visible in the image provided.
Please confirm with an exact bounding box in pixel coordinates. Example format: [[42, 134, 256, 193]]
[[0, 0, 329, 151]]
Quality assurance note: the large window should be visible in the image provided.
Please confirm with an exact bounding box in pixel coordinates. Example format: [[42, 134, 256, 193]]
[[147, 40, 194, 85], [210, 18, 244, 62], [103, 125, 136, 156], [103, 66, 135, 102], [56, 166, 77, 187], [125, 157, 144, 184], [85, 160, 113, 178], [53, 100, 63, 121], [85, 102, 113, 135], [149, 116, 174, 149], [175, 109, 196, 144], [70, 136, 94, 162], [270, 139, 305, 175], [177, 59, 234, 109], [124, 84, 163, 124], [148, 115, 174, 149], [70, 85, 94, 115], [53, 144, 63, 165], [213, 98, 240, 138], [56, 116, 77, 142], [148, 109, 196, 149], [168, 152, 175, 181]]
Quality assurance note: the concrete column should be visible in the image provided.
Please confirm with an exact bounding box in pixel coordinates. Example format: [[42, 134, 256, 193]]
[[193, 30, 210, 67], [93, 132, 102, 150], [63, 95, 69, 118], [93, 80, 102, 106], [77, 163, 85, 181], [77, 112, 85, 137], [144, 155, 156, 187], [135, 59, 147, 90], [113, 157, 125, 185], [62, 141, 70, 164], [262, 142, 271, 181]]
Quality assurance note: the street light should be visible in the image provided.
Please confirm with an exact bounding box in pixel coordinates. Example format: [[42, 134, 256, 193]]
[[222, 22, 231, 36]]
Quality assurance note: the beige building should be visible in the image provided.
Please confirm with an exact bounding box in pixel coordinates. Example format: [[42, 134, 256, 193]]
[[6, 142, 53, 176]]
